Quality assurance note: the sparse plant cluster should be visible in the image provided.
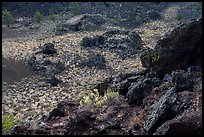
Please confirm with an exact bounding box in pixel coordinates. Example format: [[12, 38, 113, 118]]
[[34, 10, 43, 23], [135, 15, 142, 24], [70, 2, 81, 15], [78, 89, 119, 109], [58, 4, 67, 16], [176, 14, 182, 21], [49, 7, 55, 21], [2, 9, 13, 27], [2, 114, 21, 134]]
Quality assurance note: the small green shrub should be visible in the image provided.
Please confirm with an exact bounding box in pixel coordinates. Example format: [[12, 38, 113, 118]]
[[2, 114, 21, 134], [106, 12, 114, 19], [103, 89, 119, 105], [176, 14, 182, 21], [49, 7, 55, 21], [58, 4, 67, 16], [70, 2, 81, 15], [78, 89, 119, 109], [2, 9, 13, 27], [34, 10, 43, 23], [135, 15, 142, 24]]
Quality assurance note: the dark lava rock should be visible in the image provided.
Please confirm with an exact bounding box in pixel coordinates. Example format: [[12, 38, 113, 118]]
[[103, 29, 129, 37], [55, 14, 108, 34], [111, 79, 131, 95], [46, 75, 62, 86], [42, 43, 57, 55], [78, 53, 106, 69], [144, 87, 178, 134], [80, 29, 143, 59], [107, 118, 120, 128], [144, 87, 194, 134], [85, 14, 107, 26], [141, 18, 202, 78], [146, 10, 161, 20], [8, 125, 33, 135], [171, 70, 193, 92], [26, 43, 65, 78], [95, 72, 138, 95], [65, 111, 96, 135], [154, 110, 202, 135], [126, 78, 153, 105], [81, 35, 106, 47], [45, 108, 65, 122], [55, 15, 86, 34], [126, 31, 143, 50]]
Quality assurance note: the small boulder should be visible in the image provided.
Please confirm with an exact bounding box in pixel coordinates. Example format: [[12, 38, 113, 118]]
[[126, 78, 153, 105], [45, 108, 65, 122], [47, 75, 62, 86], [81, 35, 106, 47], [171, 70, 193, 92], [42, 43, 57, 56], [147, 10, 161, 20]]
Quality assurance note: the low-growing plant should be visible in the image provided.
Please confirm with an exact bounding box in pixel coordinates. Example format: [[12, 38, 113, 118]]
[[2, 9, 13, 27], [106, 12, 115, 19], [78, 88, 119, 109], [58, 4, 67, 16], [34, 10, 43, 23], [2, 114, 21, 134], [70, 2, 81, 15], [49, 7, 55, 21], [176, 14, 182, 21], [135, 15, 142, 24], [103, 89, 120, 105]]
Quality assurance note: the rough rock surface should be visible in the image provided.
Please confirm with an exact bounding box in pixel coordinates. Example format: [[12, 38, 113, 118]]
[[141, 18, 202, 78], [3, 3, 202, 135], [81, 35, 106, 47], [126, 78, 153, 105], [154, 110, 202, 135], [55, 14, 110, 35], [78, 53, 107, 70], [144, 87, 201, 134]]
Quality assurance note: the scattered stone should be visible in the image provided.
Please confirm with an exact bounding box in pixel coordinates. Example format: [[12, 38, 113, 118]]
[[42, 43, 57, 56], [78, 53, 106, 70], [46, 75, 62, 86], [103, 29, 129, 37], [146, 10, 161, 20], [81, 35, 106, 47], [45, 108, 65, 122]]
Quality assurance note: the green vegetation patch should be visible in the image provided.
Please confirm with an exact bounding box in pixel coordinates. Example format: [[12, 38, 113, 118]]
[[176, 14, 182, 21], [135, 15, 142, 24], [70, 2, 81, 15], [2, 9, 13, 27], [78, 88, 119, 109], [34, 10, 43, 23], [2, 113, 21, 134], [49, 7, 55, 21]]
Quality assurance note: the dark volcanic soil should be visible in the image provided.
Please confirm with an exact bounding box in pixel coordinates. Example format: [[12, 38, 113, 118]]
[[2, 57, 35, 84]]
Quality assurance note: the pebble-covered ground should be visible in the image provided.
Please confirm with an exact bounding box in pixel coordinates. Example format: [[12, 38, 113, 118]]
[[2, 2, 202, 129]]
